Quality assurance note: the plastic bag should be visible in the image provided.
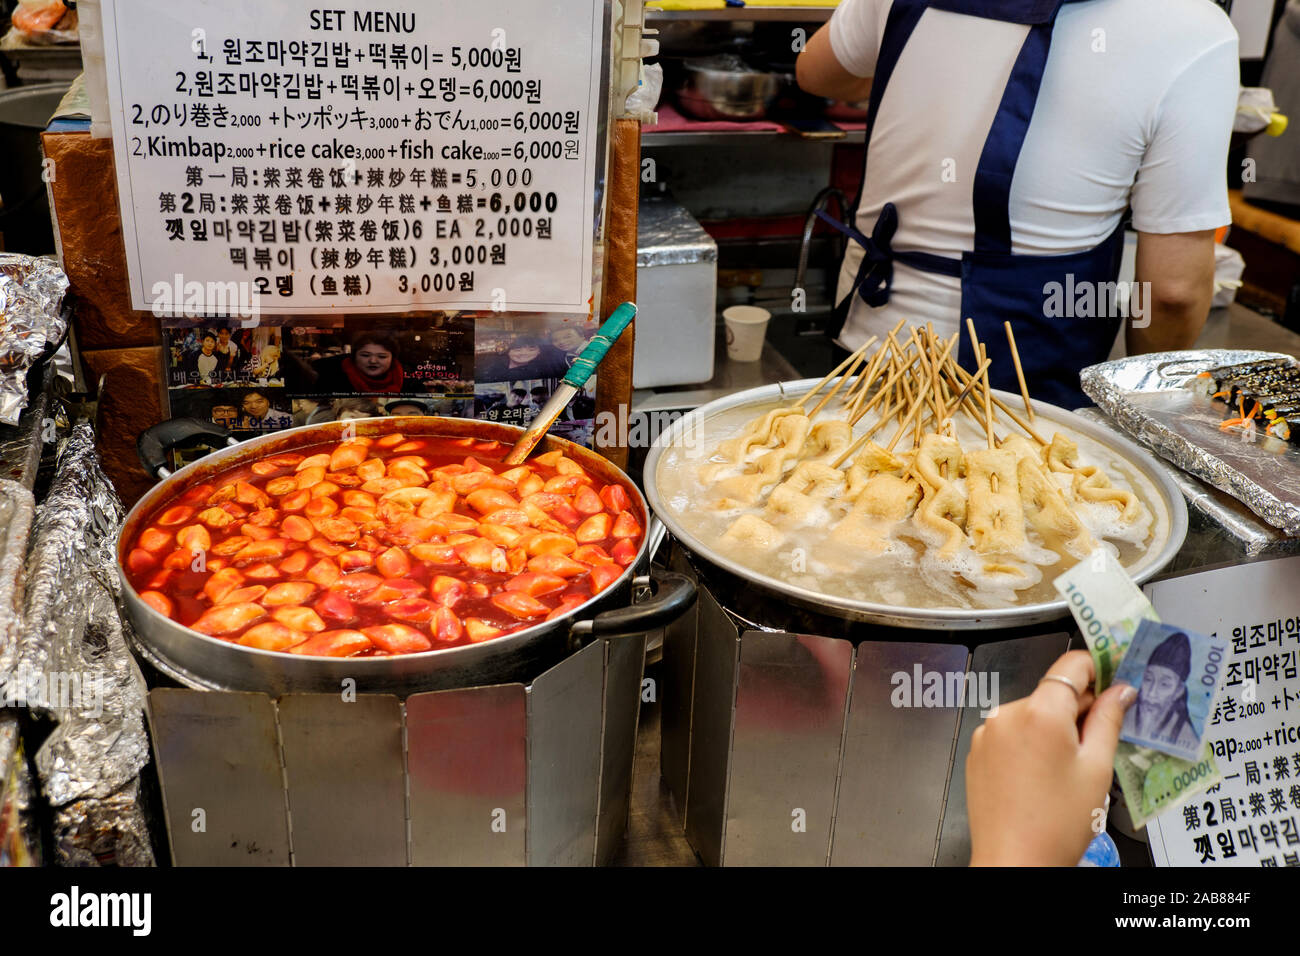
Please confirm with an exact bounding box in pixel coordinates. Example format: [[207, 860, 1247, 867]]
[[625, 62, 664, 120]]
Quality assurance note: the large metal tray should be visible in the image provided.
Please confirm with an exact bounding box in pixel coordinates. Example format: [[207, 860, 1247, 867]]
[[644, 379, 1189, 630], [1081, 350, 1300, 537]]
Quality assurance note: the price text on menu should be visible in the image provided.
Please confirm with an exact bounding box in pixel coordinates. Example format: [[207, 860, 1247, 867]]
[[99, 0, 606, 314], [1146, 556, 1300, 867]]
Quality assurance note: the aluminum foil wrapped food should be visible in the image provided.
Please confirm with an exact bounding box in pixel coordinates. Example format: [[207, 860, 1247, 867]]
[[1081, 350, 1300, 537], [1074, 407, 1300, 558], [0, 253, 68, 426], [2, 423, 155, 865], [0, 714, 42, 865]]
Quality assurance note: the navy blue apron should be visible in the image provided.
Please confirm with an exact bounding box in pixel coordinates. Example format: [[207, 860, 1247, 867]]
[[823, 0, 1125, 410]]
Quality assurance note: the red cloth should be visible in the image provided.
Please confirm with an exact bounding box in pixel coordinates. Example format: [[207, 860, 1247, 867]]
[[645, 103, 867, 135], [646, 102, 785, 133], [341, 355, 405, 393]]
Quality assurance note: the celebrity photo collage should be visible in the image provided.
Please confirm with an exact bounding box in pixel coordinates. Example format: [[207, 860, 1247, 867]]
[[162, 313, 600, 454]]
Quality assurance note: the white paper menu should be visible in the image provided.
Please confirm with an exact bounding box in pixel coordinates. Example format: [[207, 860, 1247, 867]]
[[98, 0, 606, 316], [1145, 554, 1300, 867]]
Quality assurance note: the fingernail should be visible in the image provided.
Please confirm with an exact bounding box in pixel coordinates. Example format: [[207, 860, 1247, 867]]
[[1118, 683, 1137, 706]]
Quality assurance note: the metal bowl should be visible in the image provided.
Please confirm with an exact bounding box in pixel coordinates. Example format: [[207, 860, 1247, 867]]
[[675, 55, 788, 121], [120, 415, 695, 695], [644, 379, 1190, 630]]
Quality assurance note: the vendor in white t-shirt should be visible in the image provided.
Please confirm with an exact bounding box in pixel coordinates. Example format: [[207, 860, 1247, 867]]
[[797, 0, 1238, 408]]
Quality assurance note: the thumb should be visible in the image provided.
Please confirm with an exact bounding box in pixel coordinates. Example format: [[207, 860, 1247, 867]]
[[1080, 681, 1137, 768]]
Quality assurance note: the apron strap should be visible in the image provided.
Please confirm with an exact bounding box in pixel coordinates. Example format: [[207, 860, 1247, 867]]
[[862, 0, 930, 178], [817, 205, 962, 309], [971, 20, 1059, 254], [928, 0, 1063, 25]]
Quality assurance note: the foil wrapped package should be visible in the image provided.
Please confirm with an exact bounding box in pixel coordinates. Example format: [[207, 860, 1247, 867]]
[[6, 423, 154, 865], [0, 254, 68, 427], [1081, 350, 1300, 537], [53, 780, 156, 867], [637, 196, 718, 269], [1073, 407, 1300, 558], [1, 714, 41, 865]]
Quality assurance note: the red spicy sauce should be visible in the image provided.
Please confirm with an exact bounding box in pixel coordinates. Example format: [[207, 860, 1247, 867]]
[[124, 434, 643, 657]]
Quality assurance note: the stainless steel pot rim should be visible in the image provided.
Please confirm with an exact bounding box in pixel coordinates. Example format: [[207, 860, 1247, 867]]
[[118, 416, 650, 664], [643, 379, 1191, 630]]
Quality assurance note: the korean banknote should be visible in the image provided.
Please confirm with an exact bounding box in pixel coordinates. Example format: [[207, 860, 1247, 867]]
[[1113, 619, 1228, 762], [1054, 550, 1224, 828]]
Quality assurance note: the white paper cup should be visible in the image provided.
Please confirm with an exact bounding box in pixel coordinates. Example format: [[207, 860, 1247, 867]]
[[723, 306, 771, 362]]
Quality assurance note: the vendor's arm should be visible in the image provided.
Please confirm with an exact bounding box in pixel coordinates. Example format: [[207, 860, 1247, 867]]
[[1129, 229, 1215, 353], [1127, 31, 1237, 355], [797, 26, 872, 103], [796, 0, 880, 103]]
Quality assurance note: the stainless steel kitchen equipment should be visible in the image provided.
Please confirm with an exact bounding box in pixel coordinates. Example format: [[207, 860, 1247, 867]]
[[122, 415, 694, 696], [635, 196, 718, 388], [644, 378, 1189, 630], [147, 630, 648, 866], [675, 55, 788, 121], [123, 415, 695, 866], [659, 540, 1075, 866], [644, 375, 1189, 865]]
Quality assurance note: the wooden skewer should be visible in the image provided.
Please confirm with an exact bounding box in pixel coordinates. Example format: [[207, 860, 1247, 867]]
[[862, 393, 906, 441], [807, 335, 876, 418], [980, 343, 995, 450], [832, 350, 926, 467], [841, 337, 889, 409], [840, 316, 908, 412], [947, 361, 1047, 445], [929, 331, 957, 416], [886, 352, 942, 454], [897, 370, 915, 426], [940, 363, 991, 431], [964, 319, 995, 449], [903, 330, 935, 441], [848, 351, 918, 427], [900, 356, 988, 483], [831, 392, 903, 470], [928, 334, 948, 427], [908, 334, 957, 448], [792, 337, 874, 411], [944, 358, 990, 424], [887, 327, 919, 373], [911, 328, 938, 428], [844, 346, 889, 420], [1003, 320, 1035, 424]]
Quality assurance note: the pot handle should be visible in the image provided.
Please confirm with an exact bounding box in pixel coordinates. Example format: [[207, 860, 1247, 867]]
[[573, 570, 696, 641], [138, 417, 238, 480]]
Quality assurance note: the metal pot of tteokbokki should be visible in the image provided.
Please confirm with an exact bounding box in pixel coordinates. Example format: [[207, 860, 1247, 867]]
[[118, 415, 696, 695], [644, 323, 1189, 631]]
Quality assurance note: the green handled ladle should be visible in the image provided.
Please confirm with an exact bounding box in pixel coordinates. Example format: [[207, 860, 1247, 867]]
[[502, 301, 637, 465]]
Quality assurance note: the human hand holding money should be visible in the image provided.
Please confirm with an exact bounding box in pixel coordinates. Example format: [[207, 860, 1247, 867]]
[[966, 650, 1137, 866], [1054, 550, 1223, 829], [1053, 548, 1159, 693]]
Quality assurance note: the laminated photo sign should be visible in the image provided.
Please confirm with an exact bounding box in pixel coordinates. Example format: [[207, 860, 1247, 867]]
[[1145, 555, 1300, 867]]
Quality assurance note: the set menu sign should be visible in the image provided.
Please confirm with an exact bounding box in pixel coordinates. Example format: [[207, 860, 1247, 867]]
[[99, 0, 606, 315]]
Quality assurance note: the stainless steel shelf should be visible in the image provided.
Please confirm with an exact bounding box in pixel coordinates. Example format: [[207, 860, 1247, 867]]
[[643, 127, 863, 146], [645, 6, 835, 23]]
